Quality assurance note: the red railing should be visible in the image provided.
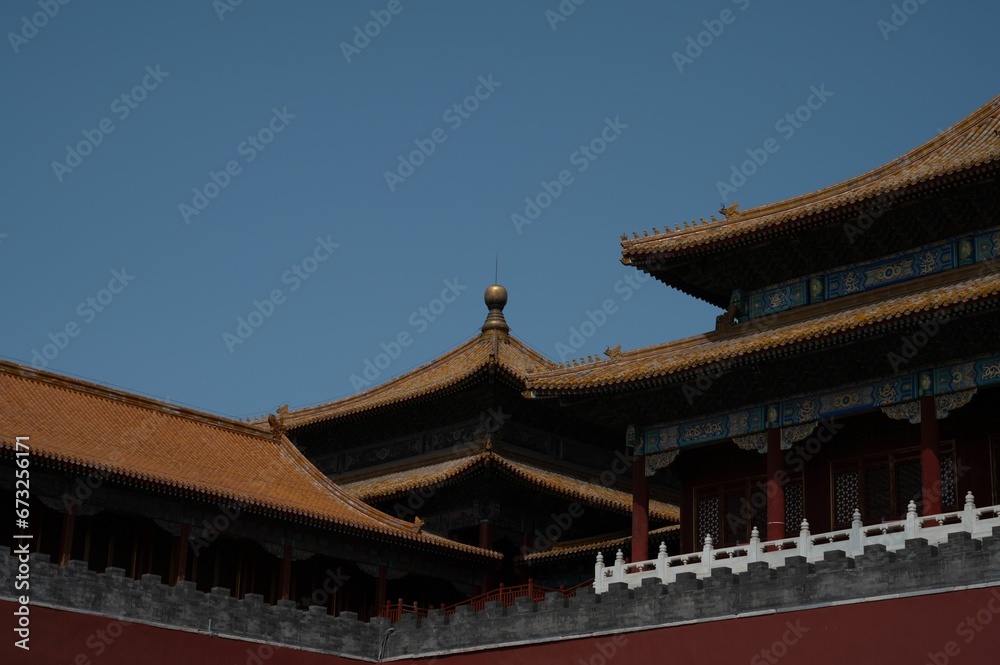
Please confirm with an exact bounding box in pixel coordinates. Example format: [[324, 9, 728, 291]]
[[379, 578, 593, 623]]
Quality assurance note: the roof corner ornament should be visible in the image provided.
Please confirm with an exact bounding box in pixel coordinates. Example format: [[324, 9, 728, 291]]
[[267, 403, 289, 440], [715, 301, 740, 333], [719, 201, 740, 220], [604, 344, 622, 359], [413, 516, 425, 533]]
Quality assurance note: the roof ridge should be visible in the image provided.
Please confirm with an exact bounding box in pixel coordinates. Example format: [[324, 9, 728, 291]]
[[622, 94, 1000, 256], [0, 359, 270, 440], [284, 330, 557, 429]]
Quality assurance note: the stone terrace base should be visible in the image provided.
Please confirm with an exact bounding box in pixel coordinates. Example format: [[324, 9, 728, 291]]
[[2, 529, 1000, 663]]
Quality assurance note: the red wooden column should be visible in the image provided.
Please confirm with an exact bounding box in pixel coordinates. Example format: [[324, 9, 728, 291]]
[[766, 428, 785, 541], [479, 519, 494, 591], [375, 564, 388, 611], [920, 395, 942, 515], [170, 524, 190, 585], [631, 454, 649, 562], [278, 544, 293, 601], [57, 503, 76, 567]]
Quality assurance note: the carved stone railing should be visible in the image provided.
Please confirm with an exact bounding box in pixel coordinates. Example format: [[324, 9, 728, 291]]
[[595, 492, 1000, 593]]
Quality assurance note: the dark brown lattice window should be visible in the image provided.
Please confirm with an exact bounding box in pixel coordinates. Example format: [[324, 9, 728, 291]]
[[696, 475, 802, 547], [831, 442, 955, 527]]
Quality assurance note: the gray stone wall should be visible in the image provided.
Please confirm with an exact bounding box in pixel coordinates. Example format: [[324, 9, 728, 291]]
[[3, 528, 1000, 661]]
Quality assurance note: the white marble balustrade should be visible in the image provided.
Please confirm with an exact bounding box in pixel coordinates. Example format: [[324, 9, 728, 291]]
[[595, 492, 1000, 593]]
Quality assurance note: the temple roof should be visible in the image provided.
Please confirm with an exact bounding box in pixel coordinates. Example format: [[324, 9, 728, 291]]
[[339, 450, 679, 522], [518, 525, 680, 565], [284, 286, 558, 429], [526, 266, 1000, 397], [0, 360, 499, 561], [622, 94, 1000, 263]]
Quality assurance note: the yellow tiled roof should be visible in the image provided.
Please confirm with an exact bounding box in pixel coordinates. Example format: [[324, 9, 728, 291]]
[[622, 95, 1000, 260], [0, 361, 499, 560], [518, 525, 680, 564], [527, 270, 1000, 395], [340, 450, 679, 522], [284, 332, 556, 429]]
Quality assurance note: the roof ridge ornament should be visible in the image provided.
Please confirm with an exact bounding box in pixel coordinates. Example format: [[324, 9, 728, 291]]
[[720, 201, 740, 220], [481, 284, 510, 337], [267, 403, 289, 440]]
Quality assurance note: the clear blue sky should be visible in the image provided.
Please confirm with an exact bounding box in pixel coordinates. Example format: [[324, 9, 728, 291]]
[[2, 1, 997, 419]]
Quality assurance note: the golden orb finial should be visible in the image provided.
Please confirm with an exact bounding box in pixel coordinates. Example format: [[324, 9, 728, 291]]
[[482, 284, 509, 335]]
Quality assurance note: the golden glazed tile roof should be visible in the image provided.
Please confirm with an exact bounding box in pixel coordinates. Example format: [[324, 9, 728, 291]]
[[518, 525, 680, 564], [283, 332, 557, 429], [0, 361, 498, 560], [622, 95, 1000, 260], [340, 450, 679, 522], [526, 269, 1000, 395]]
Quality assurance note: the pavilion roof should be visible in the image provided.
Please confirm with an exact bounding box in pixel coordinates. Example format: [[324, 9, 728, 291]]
[[517, 525, 680, 565], [621, 94, 1000, 263], [283, 331, 556, 430], [0, 360, 499, 561], [526, 266, 1000, 397], [339, 449, 679, 522]]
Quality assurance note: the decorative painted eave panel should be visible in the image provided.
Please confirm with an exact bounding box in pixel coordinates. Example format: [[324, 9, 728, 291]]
[[633, 352, 1000, 459], [622, 94, 1000, 262]]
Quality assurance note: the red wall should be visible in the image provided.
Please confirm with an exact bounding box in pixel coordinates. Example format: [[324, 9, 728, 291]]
[[5, 586, 1000, 664]]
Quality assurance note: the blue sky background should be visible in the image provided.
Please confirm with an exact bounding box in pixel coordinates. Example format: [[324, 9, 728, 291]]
[[2, 0, 997, 419]]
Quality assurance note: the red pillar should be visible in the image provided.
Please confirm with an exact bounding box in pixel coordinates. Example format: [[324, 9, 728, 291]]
[[278, 544, 293, 601], [631, 454, 649, 562], [920, 396, 942, 515], [171, 524, 190, 585], [479, 520, 494, 591], [58, 504, 76, 567], [375, 564, 387, 611], [766, 428, 785, 541]]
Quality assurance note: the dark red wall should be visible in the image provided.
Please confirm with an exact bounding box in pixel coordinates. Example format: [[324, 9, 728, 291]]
[[5, 586, 1000, 664]]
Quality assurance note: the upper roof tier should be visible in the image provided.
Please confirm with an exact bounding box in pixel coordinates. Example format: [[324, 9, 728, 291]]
[[621, 95, 1000, 307], [0, 360, 498, 561], [283, 285, 558, 430]]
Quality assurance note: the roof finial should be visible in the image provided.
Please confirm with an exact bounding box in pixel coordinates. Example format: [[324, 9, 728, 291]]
[[481, 284, 509, 336]]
